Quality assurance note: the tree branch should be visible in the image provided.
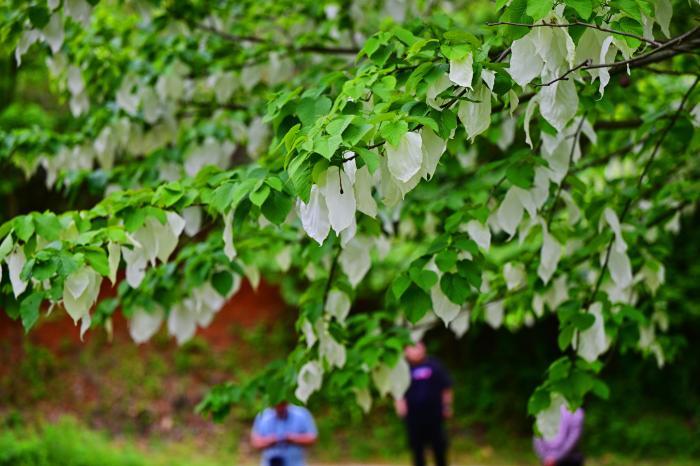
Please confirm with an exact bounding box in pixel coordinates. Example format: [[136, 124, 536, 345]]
[[546, 112, 587, 227], [536, 60, 591, 87], [584, 76, 699, 308], [486, 21, 661, 47], [196, 24, 359, 55]]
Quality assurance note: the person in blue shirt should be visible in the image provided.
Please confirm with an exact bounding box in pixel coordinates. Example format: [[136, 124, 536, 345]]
[[251, 402, 318, 466]]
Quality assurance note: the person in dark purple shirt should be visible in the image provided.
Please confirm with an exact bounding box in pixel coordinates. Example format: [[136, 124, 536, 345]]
[[395, 341, 453, 466]]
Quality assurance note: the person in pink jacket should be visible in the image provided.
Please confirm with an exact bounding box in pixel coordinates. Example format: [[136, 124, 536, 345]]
[[533, 406, 585, 466]]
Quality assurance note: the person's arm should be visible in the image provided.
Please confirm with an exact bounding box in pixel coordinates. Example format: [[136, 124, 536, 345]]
[[285, 432, 317, 446], [395, 397, 408, 417], [286, 409, 318, 447], [250, 432, 280, 450], [441, 388, 454, 418]]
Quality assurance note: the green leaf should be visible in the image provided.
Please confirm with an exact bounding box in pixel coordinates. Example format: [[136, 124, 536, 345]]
[[14, 216, 34, 242], [27, 5, 50, 29], [558, 325, 576, 351], [261, 191, 293, 225], [565, 0, 593, 19], [409, 268, 439, 292], [84, 248, 110, 277], [571, 313, 596, 331], [506, 162, 534, 189], [392, 274, 412, 300], [297, 97, 332, 126], [20, 292, 43, 333], [401, 285, 432, 323], [440, 273, 470, 304], [314, 134, 343, 160], [0, 234, 13, 262], [527, 387, 551, 415], [380, 120, 408, 146], [435, 249, 458, 272], [211, 271, 233, 297], [250, 184, 271, 207], [526, 0, 554, 21], [457, 260, 482, 289], [34, 213, 62, 242], [355, 148, 380, 174]]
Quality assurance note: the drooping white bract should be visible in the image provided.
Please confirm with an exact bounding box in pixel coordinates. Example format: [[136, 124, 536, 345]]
[[504, 262, 527, 291], [275, 246, 293, 272], [64, 0, 92, 27], [653, 0, 673, 38], [458, 82, 492, 141], [107, 242, 121, 285], [302, 319, 317, 348], [431, 283, 461, 326], [448, 52, 474, 88], [15, 29, 41, 67], [129, 307, 164, 344], [318, 324, 346, 368], [386, 131, 423, 183], [426, 73, 452, 109], [575, 302, 610, 362], [465, 220, 491, 251], [354, 387, 372, 413], [539, 78, 579, 132], [295, 360, 323, 403], [168, 303, 198, 345], [299, 185, 331, 244], [372, 358, 410, 400], [223, 210, 237, 261], [342, 151, 357, 184], [325, 289, 351, 323], [182, 206, 202, 237], [485, 299, 505, 329], [600, 208, 633, 288], [7, 246, 28, 298], [339, 235, 372, 288], [538, 228, 562, 285], [43, 14, 64, 54], [497, 186, 537, 237], [420, 127, 446, 180], [536, 394, 567, 440], [640, 262, 665, 295], [353, 165, 377, 217], [449, 307, 471, 338], [497, 116, 517, 151], [63, 266, 101, 326], [322, 166, 356, 235], [575, 29, 617, 96]]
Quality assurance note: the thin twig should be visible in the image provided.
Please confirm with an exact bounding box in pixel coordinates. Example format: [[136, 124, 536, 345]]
[[584, 76, 699, 308], [546, 112, 587, 227], [536, 60, 591, 87], [486, 21, 661, 47], [196, 24, 359, 55]]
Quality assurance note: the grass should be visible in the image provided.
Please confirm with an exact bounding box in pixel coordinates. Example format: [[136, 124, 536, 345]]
[[2, 416, 699, 466]]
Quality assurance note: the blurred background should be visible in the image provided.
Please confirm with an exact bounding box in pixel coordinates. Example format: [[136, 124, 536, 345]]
[[2, 2, 700, 466]]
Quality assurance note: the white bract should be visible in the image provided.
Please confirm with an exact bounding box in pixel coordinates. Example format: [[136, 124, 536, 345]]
[[299, 185, 331, 244], [575, 302, 610, 362], [448, 52, 474, 88], [458, 82, 492, 141], [536, 394, 567, 440], [339, 236, 372, 287], [322, 166, 356, 234], [7, 247, 28, 298], [295, 361, 323, 403], [386, 131, 423, 183], [129, 307, 164, 344], [431, 283, 461, 325], [63, 266, 101, 326], [372, 357, 410, 400], [325, 289, 351, 323]]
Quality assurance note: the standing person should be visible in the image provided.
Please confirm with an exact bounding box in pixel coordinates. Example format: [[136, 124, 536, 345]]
[[533, 406, 585, 466], [250, 401, 318, 466], [395, 341, 453, 466]]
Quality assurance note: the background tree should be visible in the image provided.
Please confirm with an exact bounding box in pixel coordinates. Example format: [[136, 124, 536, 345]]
[[1, 0, 699, 436]]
